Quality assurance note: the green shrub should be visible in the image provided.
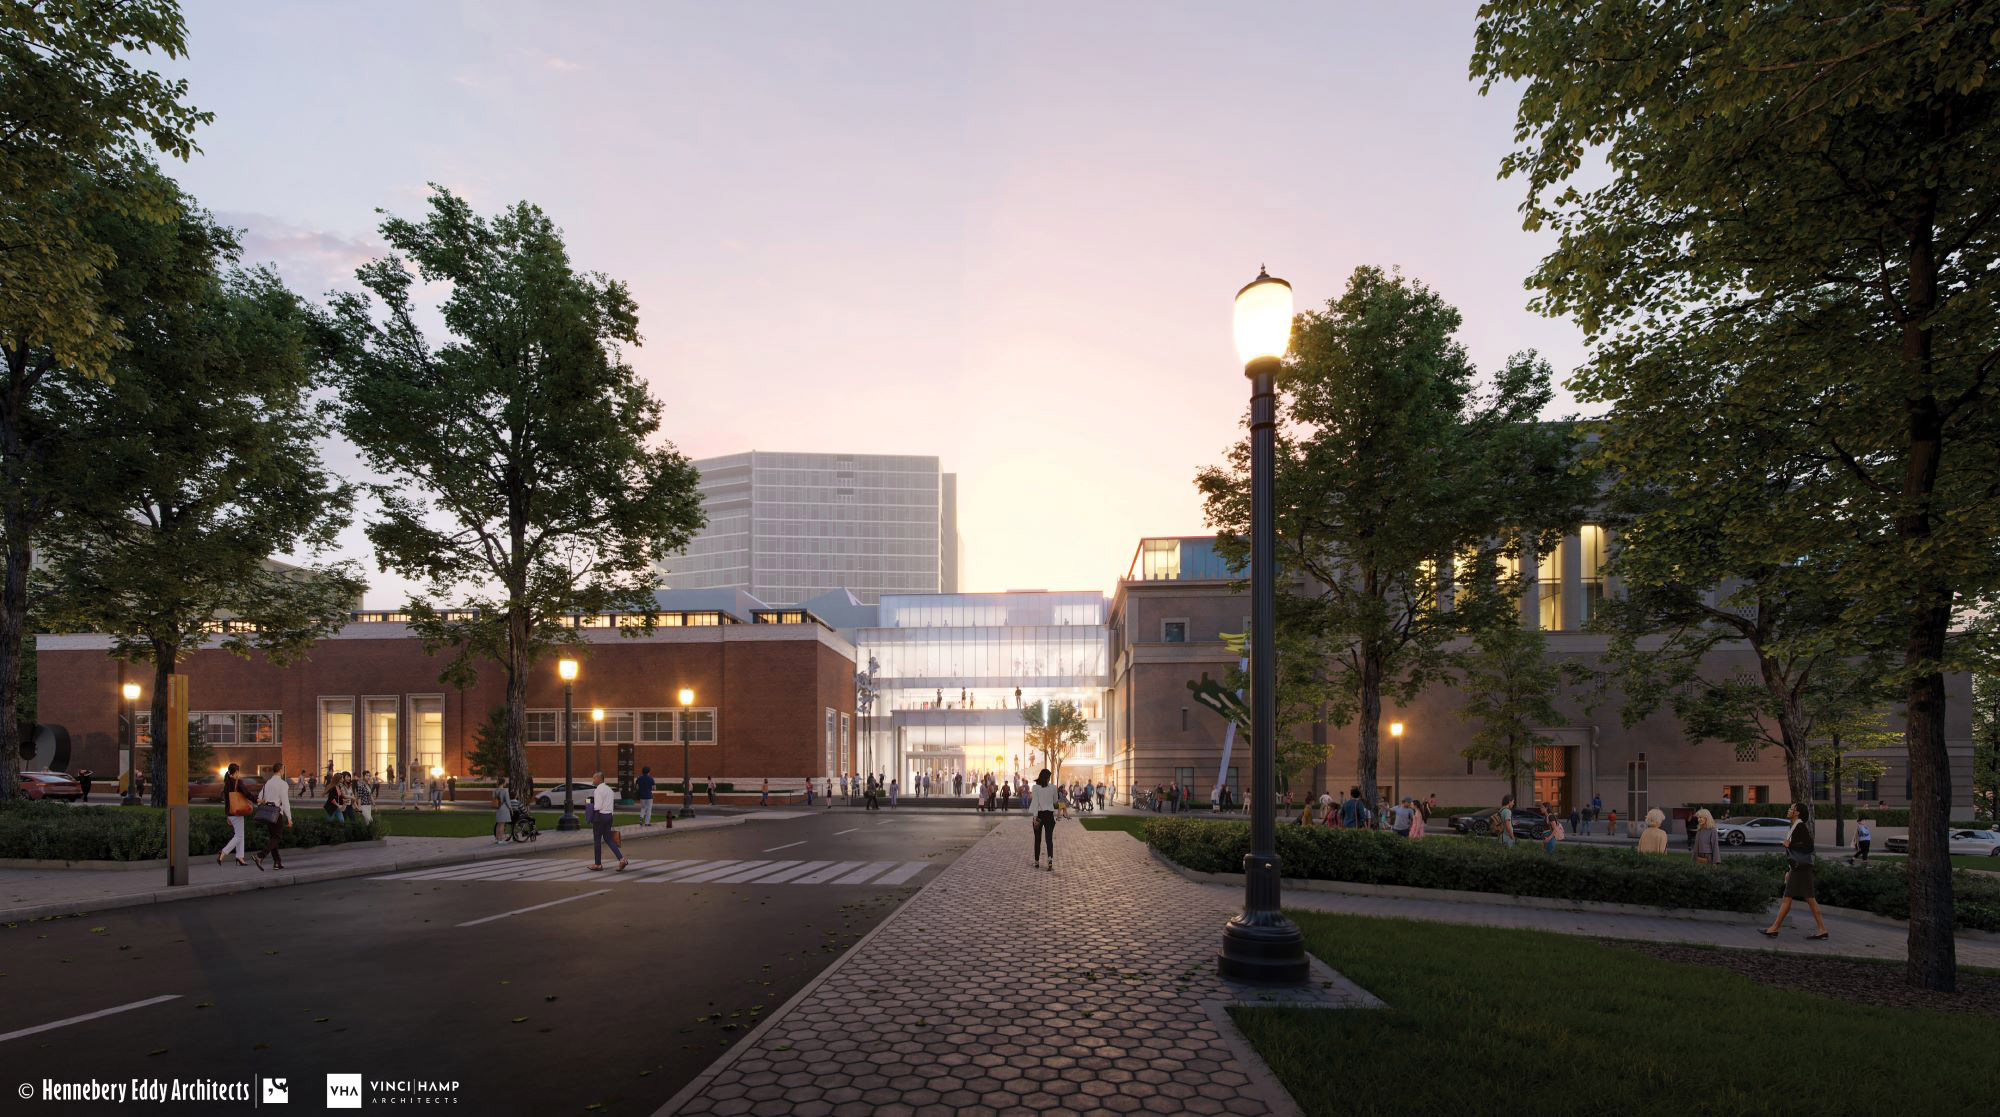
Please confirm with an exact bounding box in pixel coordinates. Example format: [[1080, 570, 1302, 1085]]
[[0, 800, 383, 861], [1143, 818, 2000, 931]]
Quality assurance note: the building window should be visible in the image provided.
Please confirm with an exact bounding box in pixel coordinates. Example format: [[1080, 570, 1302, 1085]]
[[525, 711, 558, 743], [364, 698, 397, 777], [1174, 766, 1195, 794], [683, 709, 715, 742], [1181, 707, 1189, 732], [319, 698, 354, 776], [598, 711, 634, 743], [1856, 775, 1880, 801], [1161, 619, 1187, 643], [1137, 539, 1181, 581], [1537, 542, 1563, 631], [1625, 757, 1648, 823], [637, 711, 676, 742], [1579, 524, 1607, 624], [411, 696, 443, 773]]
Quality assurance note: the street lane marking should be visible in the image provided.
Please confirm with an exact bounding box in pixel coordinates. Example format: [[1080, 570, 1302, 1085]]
[[745, 861, 830, 884], [832, 828, 859, 835], [763, 840, 807, 852], [833, 861, 897, 884], [876, 820, 896, 825], [872, 861, 928, 886], [677, 860, 768, 882], [456, 889, 610, 928], [712, 859, 803, 883], [790, 860, 865, 884], [0, 995, 181, 1045]]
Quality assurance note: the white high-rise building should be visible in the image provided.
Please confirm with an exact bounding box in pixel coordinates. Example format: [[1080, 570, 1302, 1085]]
[[662, 451, 959, 605]]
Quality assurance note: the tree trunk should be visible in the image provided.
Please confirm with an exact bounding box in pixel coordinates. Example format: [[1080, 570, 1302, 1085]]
[[1356, 646, 1381, 801], [146, 644, 176, 807], [1759, 655, 1816, 821], [505, 608, 531, 806], [1895, 190, 1954, 993], [0, 538, 27, 801]]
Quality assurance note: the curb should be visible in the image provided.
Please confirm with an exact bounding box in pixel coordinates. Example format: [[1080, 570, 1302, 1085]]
[[0, 840, 392, 873], [651, 823, 963, 1116], [1145, 847, 1998, 942], [0, 817, 752, 925]]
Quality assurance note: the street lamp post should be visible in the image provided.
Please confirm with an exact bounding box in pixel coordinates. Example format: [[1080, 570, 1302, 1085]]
[[120, 683, 142, 806], [677, 687, 696, 818], [557, 658, 580, 831], [1218, 266, 1308, 985], [591, 707, 604, 779], [1390, 721, 1404, 805]]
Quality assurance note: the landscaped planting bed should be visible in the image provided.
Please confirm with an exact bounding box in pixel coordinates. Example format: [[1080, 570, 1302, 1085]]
[[0, 799, 384, 861], [1142, 817, 2000, 929]]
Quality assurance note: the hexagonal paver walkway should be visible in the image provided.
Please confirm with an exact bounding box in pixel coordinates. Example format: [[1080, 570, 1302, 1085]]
[[659, 817, 1375, 1117]]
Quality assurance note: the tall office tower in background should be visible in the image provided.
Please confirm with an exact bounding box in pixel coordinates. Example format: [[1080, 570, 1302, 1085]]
[[661, 451, 959, 605]]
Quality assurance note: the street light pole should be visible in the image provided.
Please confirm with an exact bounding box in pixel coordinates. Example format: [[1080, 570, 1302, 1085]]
[[120, 683, 141, 806], [557, 658, 580, 831], [1218, 266, 1308, 985], [678, 688, 696, 818], [592, 707, 604, 779], [1391, 721, 1404, 805]]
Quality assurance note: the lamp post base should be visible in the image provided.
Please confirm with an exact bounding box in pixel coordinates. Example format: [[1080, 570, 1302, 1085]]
[[556, 810, 580, 832], [1217, 853, 1308, 984]]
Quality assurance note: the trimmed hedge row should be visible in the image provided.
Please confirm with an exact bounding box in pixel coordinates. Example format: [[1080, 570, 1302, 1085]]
[[0, 800, 384, 861], [1142, 818, 2000, 931], [1145, 818, 1772, 913]]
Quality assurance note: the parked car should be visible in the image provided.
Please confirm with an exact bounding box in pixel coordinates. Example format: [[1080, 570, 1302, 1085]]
[[533, 781, 600, 809], [1715, 815, 1794, 846], [18, 771, 82, 800], [1883, 829, 2000, 857], [1449, 806, 1551, 839]]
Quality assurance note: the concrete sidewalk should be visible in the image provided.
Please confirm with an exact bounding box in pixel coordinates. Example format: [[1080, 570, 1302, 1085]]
[[659, 817, 1374, 1117], [0, 812, 774, 923]]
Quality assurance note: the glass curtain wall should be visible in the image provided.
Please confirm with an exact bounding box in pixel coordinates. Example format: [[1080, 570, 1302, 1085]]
[[855, 592, 1110, 791]]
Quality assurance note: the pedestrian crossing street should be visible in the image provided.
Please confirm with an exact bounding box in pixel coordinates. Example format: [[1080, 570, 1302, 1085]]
[[370, 857, 931, 888]]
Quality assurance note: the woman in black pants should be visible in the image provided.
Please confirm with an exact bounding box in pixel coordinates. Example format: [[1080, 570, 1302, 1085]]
[[1030, 768, 1058, 871], [251, 763, 293, 871]]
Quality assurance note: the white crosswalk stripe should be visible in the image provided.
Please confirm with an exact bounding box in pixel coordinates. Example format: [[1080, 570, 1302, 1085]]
[[369, 857, 928, 887]]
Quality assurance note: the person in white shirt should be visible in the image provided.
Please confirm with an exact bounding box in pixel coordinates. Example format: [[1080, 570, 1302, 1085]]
[[1030, 768, 1059, 871], [251, 764, 293, 871], [587, 771, 627, 871]]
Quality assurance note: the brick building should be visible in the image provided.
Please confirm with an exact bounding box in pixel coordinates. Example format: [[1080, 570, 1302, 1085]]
[[36, 608, 857, 786]]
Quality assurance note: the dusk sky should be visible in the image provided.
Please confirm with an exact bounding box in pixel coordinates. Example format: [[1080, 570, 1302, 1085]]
[[162, 1, 1590, 605]]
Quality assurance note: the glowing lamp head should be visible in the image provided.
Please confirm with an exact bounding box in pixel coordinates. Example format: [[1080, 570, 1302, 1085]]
[[1233, 267, 1293, 367], [591, 707, 604, 722], [218, 766, 229, 777], [557, 658, 579, 682], [677, 687, 695, 707], [1390, 721, 1404, 738], [429, 766, 444, 778], [121, 683, 142, 701]]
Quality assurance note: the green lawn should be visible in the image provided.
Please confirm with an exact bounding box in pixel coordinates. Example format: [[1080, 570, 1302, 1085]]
[[1233, 912, 1988, 1112], [373, 809, 644, 838]]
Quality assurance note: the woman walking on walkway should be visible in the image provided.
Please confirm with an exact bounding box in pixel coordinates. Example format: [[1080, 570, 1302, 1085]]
[[217, 763, 251, 865], [250, 764, 292, 871], [1030, 768, 1058, 871], [1761, 802, 1829, 940]]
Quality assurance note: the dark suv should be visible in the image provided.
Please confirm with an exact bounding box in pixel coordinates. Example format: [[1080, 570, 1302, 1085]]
[[1451, 806, 1552, 839]]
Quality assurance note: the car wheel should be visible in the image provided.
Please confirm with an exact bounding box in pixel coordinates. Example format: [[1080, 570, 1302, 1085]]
[[1726, 832, 1745, 846]]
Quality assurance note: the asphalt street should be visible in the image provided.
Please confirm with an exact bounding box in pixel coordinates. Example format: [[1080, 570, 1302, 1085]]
[[0, 810, 998, 1115]]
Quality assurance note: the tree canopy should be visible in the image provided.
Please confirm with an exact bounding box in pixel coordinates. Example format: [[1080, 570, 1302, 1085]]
[[1473, 0, 2000, 990], [1198, 265, 1591, 805], [319, 187, 705, 803]]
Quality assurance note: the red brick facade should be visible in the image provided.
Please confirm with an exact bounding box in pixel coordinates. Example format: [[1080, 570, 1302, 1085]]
[[36, 623, 857, 784]]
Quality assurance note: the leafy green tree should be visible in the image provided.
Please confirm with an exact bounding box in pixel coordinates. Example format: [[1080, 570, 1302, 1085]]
[[0, 0, 209, 800], [1473, 0, 2000, 990], [1021, 699, 1090, 780], [1197, 265, 1592, 807], [35, 190, 363, 805], [1456, 622, 1581, 804], [319, 188, 705, 805], [1974, 672, 2000, 825], [1192, 624, 1338, 794], [466, 706, 512, 783]]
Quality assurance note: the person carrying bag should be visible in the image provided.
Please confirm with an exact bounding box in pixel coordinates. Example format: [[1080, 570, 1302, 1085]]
[[218, 763, 253, 866], [251, 764, 293, 871]]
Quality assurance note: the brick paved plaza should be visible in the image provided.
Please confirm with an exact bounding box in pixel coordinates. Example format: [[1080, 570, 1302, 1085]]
[[662, 817, 1374, 1116]]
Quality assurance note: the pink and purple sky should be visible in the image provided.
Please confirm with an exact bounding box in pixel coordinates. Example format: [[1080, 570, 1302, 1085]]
[[163, 1, 1589, 605]]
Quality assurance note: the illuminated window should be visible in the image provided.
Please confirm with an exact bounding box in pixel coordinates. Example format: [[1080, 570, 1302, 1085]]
[[1537, 542, 1563, 631], [1579, 524, 1607, 624], [411, 696, 443, 772], [365, 698, 397, 775], [319, 698, 354, 775]]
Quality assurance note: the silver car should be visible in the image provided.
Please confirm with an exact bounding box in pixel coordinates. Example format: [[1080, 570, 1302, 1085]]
[[1716, 816, 1793, 846], [1883, 829, 2000, 857], [533, 781, 599, 809]]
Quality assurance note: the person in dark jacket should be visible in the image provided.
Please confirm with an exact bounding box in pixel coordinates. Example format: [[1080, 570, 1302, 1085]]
[[1761, 802, 1829, 939]]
